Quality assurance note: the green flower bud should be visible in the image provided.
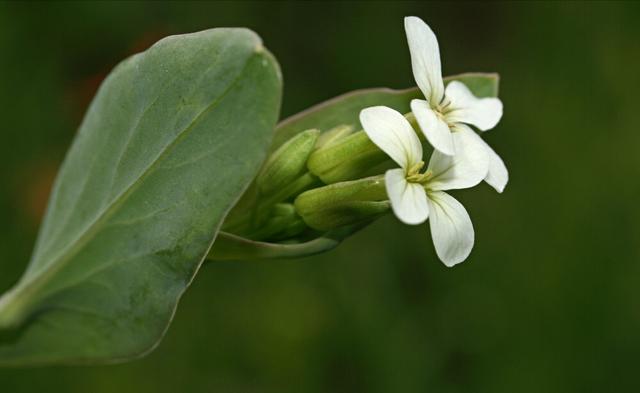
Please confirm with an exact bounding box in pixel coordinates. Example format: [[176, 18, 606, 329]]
[[247, 203, 309, 241], [307, 130, 388, 184], [258, 172, 321, 211], [257, 129, 320, 196], [306, 113, 421, 184], [314, 124, 354, 150], [294, 176, 390, 231]]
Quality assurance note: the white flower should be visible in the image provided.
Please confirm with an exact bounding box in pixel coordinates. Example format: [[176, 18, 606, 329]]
[[360, 106, 489, 267], [405, 16, 509, 193]]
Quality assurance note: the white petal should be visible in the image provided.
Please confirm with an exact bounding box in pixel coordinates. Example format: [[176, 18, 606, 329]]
[[445, 81, 503, 131], [427, 124, 489, 191], [478, 137, 509, 193], [404, 16, 445, 105], [427, 191, 474, 267], [385, 168, 429, 225], [360, 106, 423, 170], [411, 99, 454, 156]]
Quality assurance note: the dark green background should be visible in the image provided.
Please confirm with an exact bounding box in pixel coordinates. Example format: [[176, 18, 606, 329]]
[[1, 1, 639, 392]]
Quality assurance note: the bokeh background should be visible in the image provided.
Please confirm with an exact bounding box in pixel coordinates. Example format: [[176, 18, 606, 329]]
[[1, 1, 639, 392]]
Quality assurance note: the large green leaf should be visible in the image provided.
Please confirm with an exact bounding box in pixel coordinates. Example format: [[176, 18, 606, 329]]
[[208, 73, 498, 261], [0, 28, 282, 365]]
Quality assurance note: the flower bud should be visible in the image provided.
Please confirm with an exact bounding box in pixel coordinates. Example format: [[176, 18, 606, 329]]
[[248, 203, 308, 241], [294, 176, 390, 231], [306, 113, 421, 185], [314, 124, 354, 150], [307, 130, 389, 184], [257, 129, 320, 196]]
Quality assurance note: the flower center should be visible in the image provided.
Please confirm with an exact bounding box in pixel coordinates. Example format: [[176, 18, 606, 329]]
[[433, 97, 456, 127], [406, 161, 432, 184], [435, 109, 447, 123]]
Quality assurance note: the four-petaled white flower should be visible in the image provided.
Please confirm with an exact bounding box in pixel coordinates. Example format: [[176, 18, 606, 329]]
[[405, 16, 509, 193], [360, 106, 489, 267]]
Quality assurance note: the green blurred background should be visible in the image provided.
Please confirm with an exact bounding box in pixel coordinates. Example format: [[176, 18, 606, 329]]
[[1, 1, 639, 392]]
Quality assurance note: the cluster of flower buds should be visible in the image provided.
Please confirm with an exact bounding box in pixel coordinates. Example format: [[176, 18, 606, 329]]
[[222, 16, 508, 267]]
